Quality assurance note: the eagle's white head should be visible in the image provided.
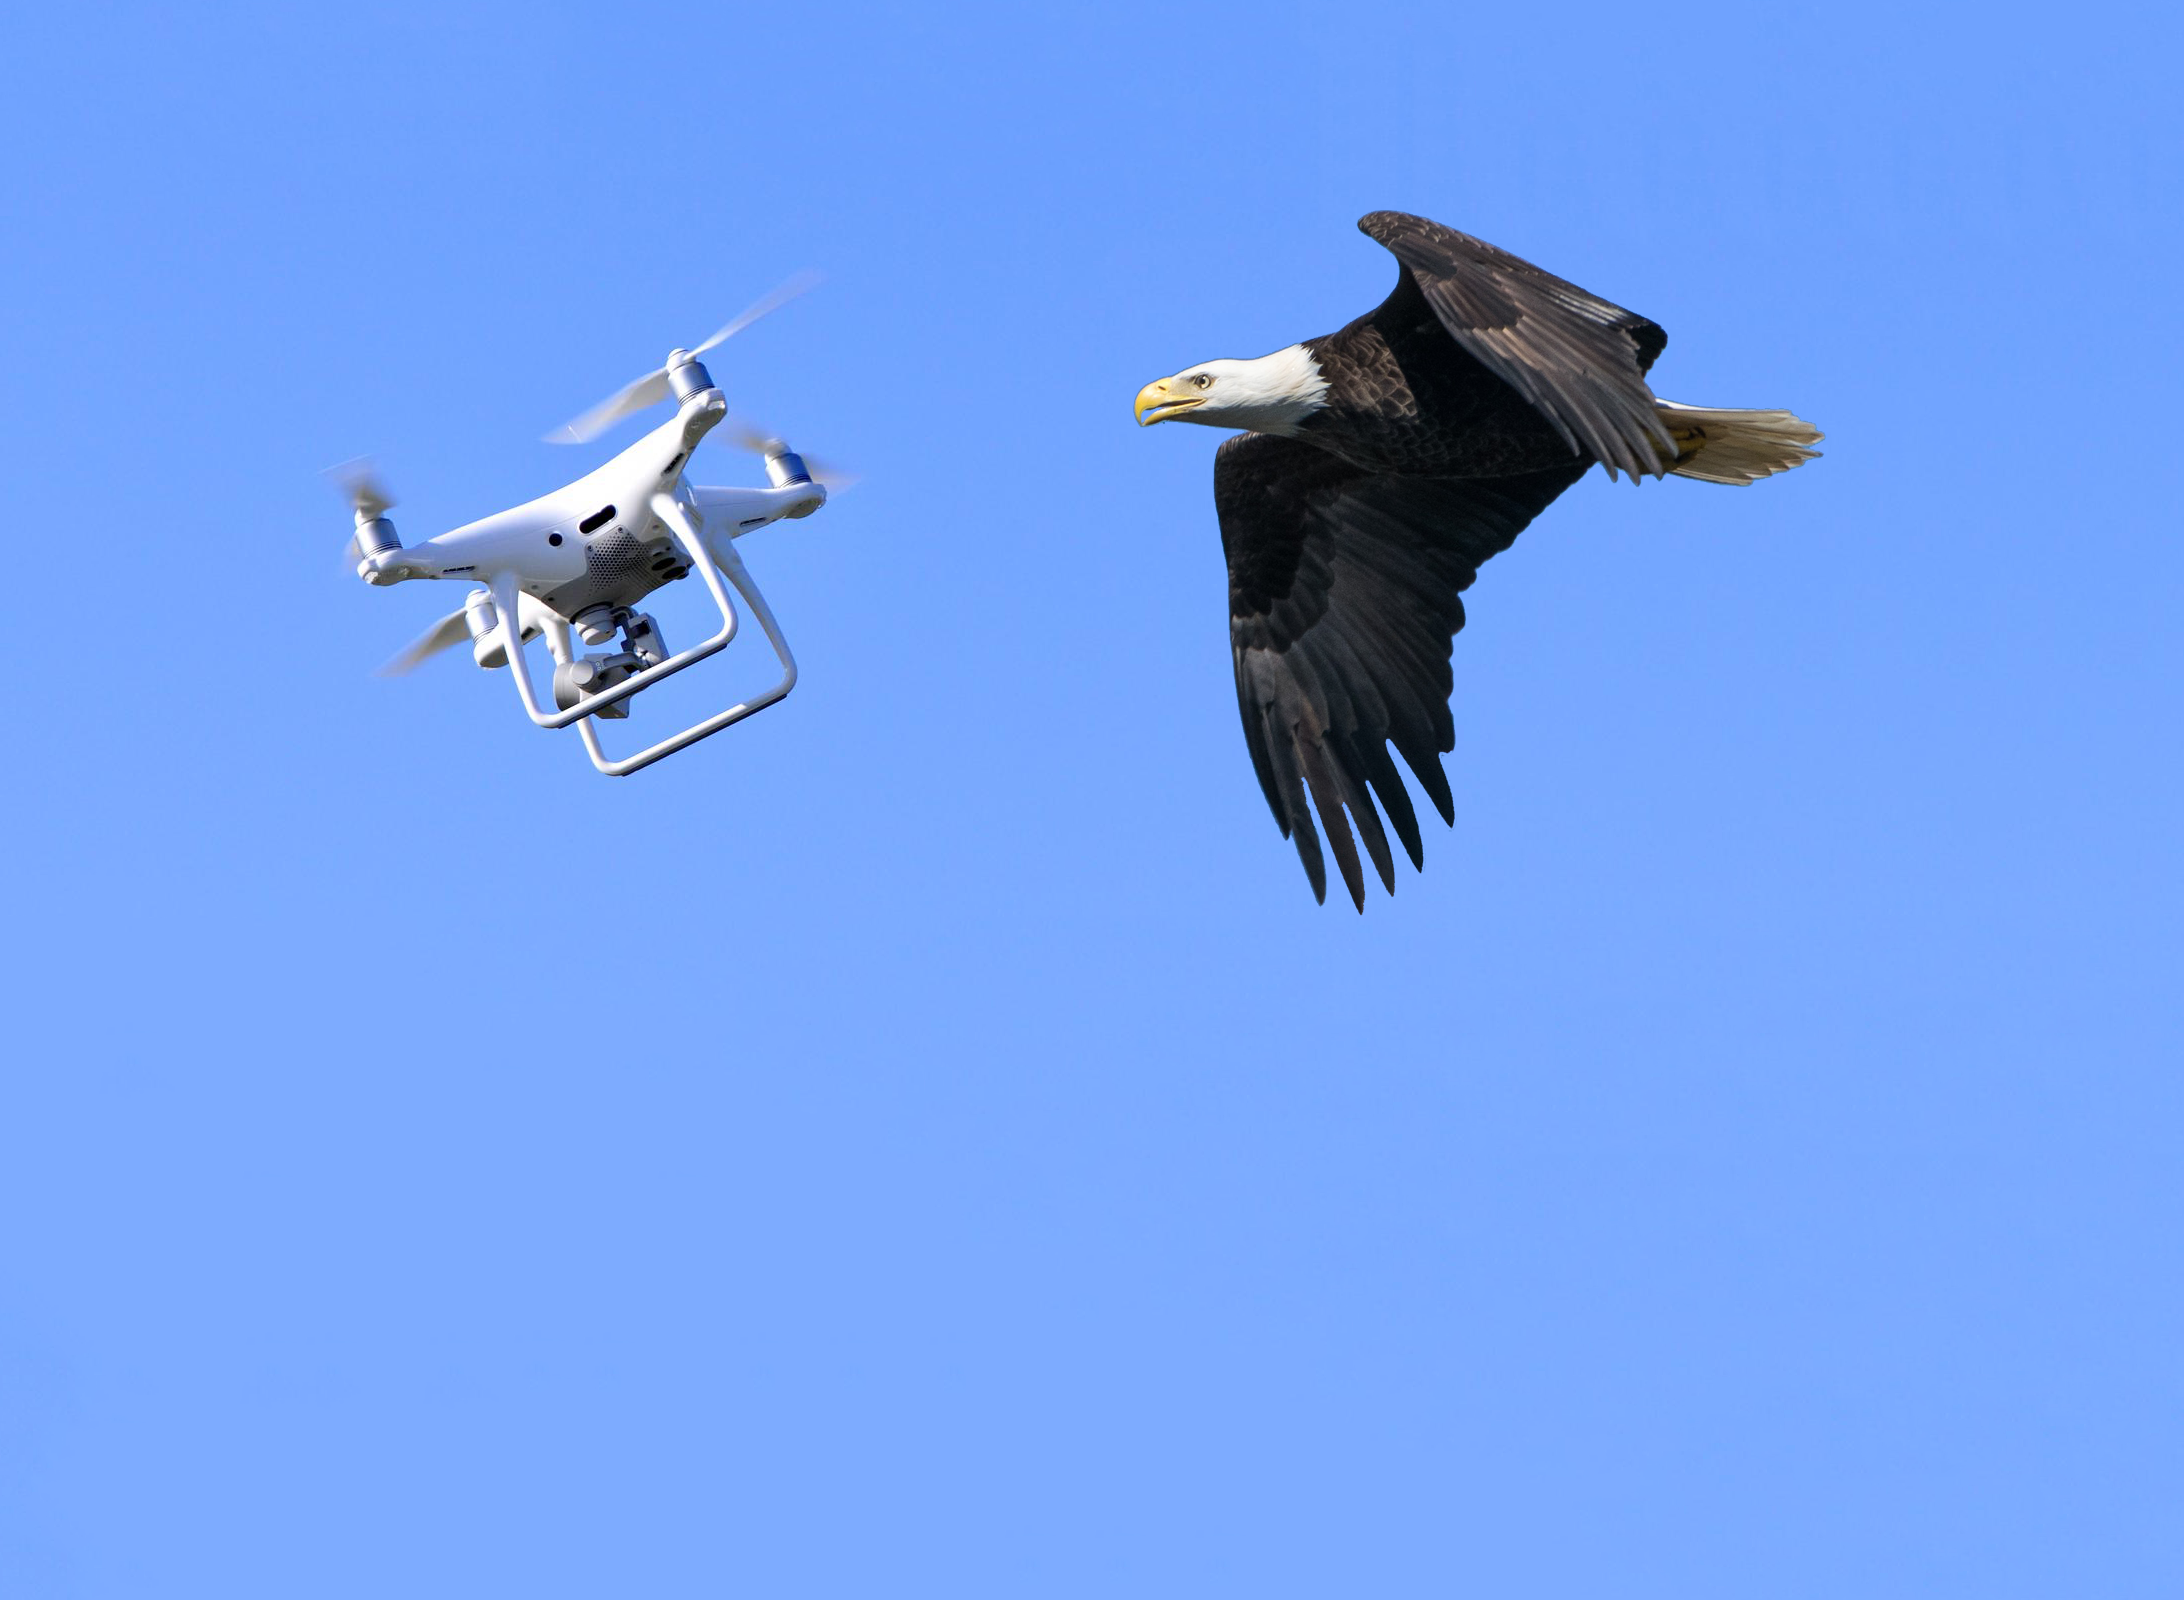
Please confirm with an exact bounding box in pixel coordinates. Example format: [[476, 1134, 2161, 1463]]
[[1134, 345, 1331, 437]]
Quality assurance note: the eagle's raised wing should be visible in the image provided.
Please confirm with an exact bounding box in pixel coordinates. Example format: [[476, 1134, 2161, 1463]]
[[1359, 211, 1672, 482], [1218, 432, 1586, 909]]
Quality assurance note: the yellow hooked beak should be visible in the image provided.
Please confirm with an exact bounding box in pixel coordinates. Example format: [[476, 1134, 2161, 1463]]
[[1135, 378, 1204, 426]]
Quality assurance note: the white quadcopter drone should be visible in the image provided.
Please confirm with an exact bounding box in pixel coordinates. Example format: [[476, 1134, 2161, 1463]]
[[341, 276, 840, 776]]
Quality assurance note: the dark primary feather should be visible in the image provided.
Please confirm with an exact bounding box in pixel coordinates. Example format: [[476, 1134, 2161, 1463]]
[[1356, 211, 1672, 482], [1218, 432, 1586, 910]]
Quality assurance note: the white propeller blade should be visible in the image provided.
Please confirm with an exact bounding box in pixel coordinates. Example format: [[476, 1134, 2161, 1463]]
[[327, 456, 395, 519], [378, 609, 472, 676], [691, 269, 821, 356], [546, 370, 671, 446], [377, 593, 555, 676], [545, 272, 820, 445]]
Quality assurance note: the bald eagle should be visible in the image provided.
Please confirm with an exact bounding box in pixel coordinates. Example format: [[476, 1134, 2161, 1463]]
[[1135, 210, 1821, 911]]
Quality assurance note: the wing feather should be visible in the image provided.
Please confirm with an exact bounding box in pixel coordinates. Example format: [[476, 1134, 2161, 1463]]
[[1358, 211, 1673, 481], [1217, 433, 1585, 909]]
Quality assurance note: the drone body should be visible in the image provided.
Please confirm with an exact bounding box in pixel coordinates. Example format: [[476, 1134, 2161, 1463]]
[[345, 289, 835, 776]]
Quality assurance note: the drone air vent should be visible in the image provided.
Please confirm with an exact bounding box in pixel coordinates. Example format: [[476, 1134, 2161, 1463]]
[[591, 530, 641, 567], [580, 505, 617, 535]]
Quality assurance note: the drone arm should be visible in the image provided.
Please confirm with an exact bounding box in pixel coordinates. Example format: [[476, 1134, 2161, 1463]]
[[689, 480, 827, 540]]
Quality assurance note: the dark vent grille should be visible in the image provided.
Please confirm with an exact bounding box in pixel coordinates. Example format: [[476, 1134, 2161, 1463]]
[[585, 530, 645, 581]]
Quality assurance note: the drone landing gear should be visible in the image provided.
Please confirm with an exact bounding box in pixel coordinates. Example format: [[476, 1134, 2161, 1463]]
[[491, 493, 797, 777]]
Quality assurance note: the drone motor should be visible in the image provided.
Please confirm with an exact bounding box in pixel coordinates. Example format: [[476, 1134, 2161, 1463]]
[[355, 513, 401, 562], [464, 588, 516, 669], [666, 354, 716, 405], [331, 459, 406, 581]]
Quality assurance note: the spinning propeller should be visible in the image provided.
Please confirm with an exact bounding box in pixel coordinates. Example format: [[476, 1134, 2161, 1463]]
[[325, 459, 551, 671], [722, 416, 858, 492], [329, 456, 408, 575], [329, 457, 394, 521], [546, 271, 821, 445], [379, 590, 557, 677]]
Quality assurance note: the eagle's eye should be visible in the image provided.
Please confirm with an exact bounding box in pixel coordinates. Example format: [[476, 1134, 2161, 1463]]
[[1191, 373, 1214, 390]]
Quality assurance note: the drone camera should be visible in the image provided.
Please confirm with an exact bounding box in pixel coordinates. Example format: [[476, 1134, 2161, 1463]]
[[550, 610, 668, 721], [552, 654, 636, 719]]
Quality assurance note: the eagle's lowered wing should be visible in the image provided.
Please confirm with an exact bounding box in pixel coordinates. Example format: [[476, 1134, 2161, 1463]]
[[1217, 432, 1586, 909], [1359, 210, 1673, 482]]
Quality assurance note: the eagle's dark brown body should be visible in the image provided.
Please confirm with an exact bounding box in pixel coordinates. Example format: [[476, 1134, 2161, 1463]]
[[1297, 266, 1658, 480]]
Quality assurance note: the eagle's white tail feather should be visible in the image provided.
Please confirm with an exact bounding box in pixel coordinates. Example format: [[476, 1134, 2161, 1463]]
[[1655, 399, 1823, 486]]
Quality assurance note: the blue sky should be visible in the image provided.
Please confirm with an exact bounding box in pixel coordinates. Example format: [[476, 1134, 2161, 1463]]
[[3, 2, 2180, 1595]]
